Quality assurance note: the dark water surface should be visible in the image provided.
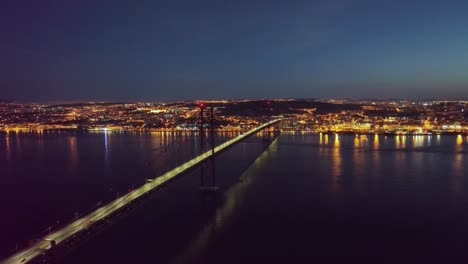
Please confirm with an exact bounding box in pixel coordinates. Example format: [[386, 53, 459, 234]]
[[2, 132, 468, 263], [187, 134, 468, 263], [0, 130, 241, 258]]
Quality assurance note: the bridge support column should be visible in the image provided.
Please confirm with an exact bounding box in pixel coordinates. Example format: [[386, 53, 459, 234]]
[[262, 100, 273, 143], [200, 105, 219, 192], [199, 103, 206, 187]]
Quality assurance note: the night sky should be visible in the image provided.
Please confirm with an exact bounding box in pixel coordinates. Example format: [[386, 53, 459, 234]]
[[2, 0, 468, 102]]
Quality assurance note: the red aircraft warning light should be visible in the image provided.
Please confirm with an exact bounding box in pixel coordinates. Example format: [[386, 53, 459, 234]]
[[199, 102, 205, 109]]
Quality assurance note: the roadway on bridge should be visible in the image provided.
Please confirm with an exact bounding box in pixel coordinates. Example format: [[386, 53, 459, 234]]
[[1, 119, 280, 264]]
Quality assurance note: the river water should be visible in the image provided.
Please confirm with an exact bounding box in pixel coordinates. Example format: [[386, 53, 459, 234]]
[[1, 132, 468, 263]]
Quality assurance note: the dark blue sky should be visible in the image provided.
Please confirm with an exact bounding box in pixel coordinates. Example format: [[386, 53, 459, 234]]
[[2, 0, 468, 102]]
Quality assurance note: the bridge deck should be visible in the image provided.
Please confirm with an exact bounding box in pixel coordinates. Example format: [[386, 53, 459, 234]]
[[2, 119, 280, 264]]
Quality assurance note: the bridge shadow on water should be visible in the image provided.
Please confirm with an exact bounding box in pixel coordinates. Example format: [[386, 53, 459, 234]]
[[170, 138, 278, 264]]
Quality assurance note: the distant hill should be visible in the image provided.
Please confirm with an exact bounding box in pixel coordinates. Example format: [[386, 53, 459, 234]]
[[218, 100, 362, 116], [46, 102, 129, 108]]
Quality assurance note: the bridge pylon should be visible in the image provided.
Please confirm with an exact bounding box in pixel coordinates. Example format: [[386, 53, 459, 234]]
[[199, 104, 219, 192]]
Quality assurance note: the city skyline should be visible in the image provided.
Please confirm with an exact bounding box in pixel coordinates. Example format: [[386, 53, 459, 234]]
[[1, 98, 467, 135], [2, 0, 468, 101]]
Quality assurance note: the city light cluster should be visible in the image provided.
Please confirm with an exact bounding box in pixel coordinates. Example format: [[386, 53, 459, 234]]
[[0, 99, 467, 135]]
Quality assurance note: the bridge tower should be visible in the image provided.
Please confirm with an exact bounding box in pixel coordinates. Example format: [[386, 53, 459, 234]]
[[199, 103, 218, 192], [263, 100, 273, 143], [199, 102, 205, 187]]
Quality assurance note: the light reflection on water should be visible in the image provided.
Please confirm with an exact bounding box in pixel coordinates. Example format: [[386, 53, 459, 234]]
[[5, 132, 11, 161], [456, 135, 463, 152], [453, 153, 464, 195], [413, 135, 424, 148], [68, 136, 78, 175], [372, 136, 381, 188], [292, 133, 467, 200], [104, 131, 111, 173], [353, 136, 365, 178], [307, 133, 468, 197], [15, 132, 21, 157], [373, 134, 379, 150], [330, 135, 342, 193]]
